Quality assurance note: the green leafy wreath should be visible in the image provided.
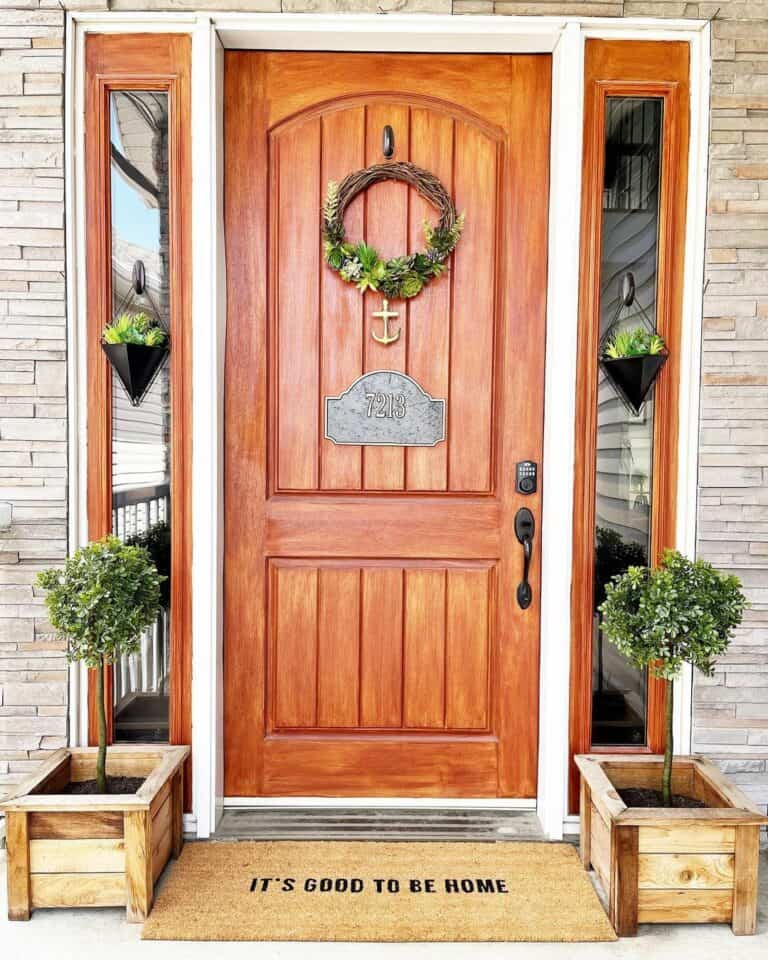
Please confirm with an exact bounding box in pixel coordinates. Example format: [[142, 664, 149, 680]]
[[322, 161, 465, 300]]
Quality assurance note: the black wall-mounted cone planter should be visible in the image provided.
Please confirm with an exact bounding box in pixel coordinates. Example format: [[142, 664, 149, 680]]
[[600, 353, 667, 416], [101, 342, 169, 407]]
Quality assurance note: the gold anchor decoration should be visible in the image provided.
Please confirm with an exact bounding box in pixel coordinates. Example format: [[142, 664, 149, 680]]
[[371, 298, 400, 346]]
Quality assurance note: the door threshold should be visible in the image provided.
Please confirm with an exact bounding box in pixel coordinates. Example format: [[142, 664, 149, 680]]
[[214, 807, 544, 841]]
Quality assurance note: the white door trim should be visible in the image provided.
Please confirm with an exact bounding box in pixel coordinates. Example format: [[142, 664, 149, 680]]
[[65, 11, 710, 839]]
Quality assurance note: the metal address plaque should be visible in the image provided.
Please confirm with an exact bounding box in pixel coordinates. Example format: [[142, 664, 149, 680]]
[[325, 370, 446, 447]]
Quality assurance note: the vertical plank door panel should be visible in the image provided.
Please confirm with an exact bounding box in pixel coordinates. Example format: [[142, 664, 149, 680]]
[[319, 108, 365, 491], [406, 109, 453, 491], [272, 566, 318, 728], [360, 566, 404, 727], [276, 120, 321, 491], [448, 122, 498, 493], [445, 567, 491, 729], [317, 567, 361, 727], [404, 568, 446, 728], [363, 103, 409, 490]]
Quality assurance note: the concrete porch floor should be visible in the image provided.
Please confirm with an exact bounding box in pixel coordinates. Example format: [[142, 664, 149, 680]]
[[2, 846, 767, 959]]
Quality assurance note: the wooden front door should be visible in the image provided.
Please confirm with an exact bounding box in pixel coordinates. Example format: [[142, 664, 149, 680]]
[[223, 52, 551, 798]]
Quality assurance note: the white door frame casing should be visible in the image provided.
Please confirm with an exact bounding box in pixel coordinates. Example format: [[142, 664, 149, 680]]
[[64, 12, 710, 840]]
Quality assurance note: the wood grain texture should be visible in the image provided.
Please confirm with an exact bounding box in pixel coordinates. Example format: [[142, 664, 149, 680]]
[[266, 561, 493, 737], [569, 40, 691, 813], [362, 102, 409, 491], [319, 107, 365, 491], [576, 756, 767, 934], [448, 120, 497, 493], [261, 738, 499, 797], [360, 566, 404, 729], [406, 108, 453, 491], [579, 779, 592, 869], [6, 812, 30, 921], [403, 569, 446, 728], [275, 119, 321, 491], [590, 801, 611, 895], [224, 52, 549, 797], [171, 769, 184, 859], [25, 750, 70, 798], [2, 747, 187, 921], [85, 33, 193, 811], [638, 824, 736, 854], [29, 839, 125, 875], [30, 873, 126, 910], [732, 825, 760, 935], [28, 811, 124, 841], [445, 567, 491, 730], [610, 825, 639, 936], [124, 810, 153, 923], [317, 568, 361, 728], [638, 853, 734, 890], [70, 755, 158, 782], [151, 792, 173, 883], [223, 51, 269, 798], [696, 757, 768, 817], [601, 761, 694, 794], [272, 566, 318, 728], [637, 889, 732, 925]]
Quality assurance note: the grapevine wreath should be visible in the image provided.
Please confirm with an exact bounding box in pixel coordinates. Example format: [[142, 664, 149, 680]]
[[322, 161, 465, 300]]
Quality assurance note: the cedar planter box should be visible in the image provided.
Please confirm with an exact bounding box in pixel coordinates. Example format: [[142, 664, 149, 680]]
[[0, 744, 189, 922], [576, 754, 768, 937]]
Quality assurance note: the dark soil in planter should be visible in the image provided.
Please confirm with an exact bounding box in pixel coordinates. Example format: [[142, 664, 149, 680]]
[[63, 775, 146, 795], [619, 787, 707, 809]]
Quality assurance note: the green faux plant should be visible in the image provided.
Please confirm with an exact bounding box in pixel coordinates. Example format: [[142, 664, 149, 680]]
[[602, 327, 666, 360], [102, 311, 168, 348], [36, 536, 164, 793], [126, 521, 170, 608], [322, 178, 465, 300], [594, 526, 647, 608], [599, 550, 747, 806]]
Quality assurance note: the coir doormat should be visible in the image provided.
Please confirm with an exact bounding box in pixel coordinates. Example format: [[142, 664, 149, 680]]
[[142, 840, 616, 942]]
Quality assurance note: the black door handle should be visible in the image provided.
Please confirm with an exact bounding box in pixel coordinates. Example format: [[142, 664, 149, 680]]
[[515, 508, 535, 610]]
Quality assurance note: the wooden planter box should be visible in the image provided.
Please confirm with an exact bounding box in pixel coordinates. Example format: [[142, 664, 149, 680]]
[[576, 754, 768, 937], [0, 744, 189, 922]]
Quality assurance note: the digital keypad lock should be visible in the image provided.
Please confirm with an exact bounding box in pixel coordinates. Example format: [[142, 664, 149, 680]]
[[516, 460, 538, 495]]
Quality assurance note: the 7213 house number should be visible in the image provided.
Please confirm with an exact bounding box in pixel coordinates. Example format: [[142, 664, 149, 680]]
[[324, 370, 446, 447], [366, 392, 407, 419]]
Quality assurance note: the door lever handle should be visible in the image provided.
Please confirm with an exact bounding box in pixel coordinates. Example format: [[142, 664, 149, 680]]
[[514, 508, 535, 610]]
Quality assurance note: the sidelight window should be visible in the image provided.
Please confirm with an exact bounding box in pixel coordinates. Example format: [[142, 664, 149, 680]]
[[590, 98, 664, 747], [109, 90, 172, 743]]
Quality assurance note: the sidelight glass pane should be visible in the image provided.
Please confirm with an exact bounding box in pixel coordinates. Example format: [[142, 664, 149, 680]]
[[109, 90, 171, 743], [591, 98, 663, 747]]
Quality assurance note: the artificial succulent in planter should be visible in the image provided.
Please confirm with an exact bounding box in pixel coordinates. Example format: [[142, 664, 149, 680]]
[[101, 311, 169, 407], [37, 535, 164, 794], [600, 326, 668, 415], [599, 549, 747, 807], [0, 537, 188, 924], [576, 551, 765, 937]]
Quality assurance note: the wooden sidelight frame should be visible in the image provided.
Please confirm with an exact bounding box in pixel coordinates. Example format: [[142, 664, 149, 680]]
[[84, 34, 193, 806], [568, 40, 690, 813]]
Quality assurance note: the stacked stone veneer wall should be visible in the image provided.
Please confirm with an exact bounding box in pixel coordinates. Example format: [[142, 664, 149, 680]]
[[0, 1, 67, 801], [1, 0, 767, 813]]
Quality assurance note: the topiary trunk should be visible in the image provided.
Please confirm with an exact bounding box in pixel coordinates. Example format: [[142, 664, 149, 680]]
[[96, 655, 108, 794], [662, 677, 673, 806]]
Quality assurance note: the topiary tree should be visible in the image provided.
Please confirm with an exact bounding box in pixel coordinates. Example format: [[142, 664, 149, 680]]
[[37, 536, 164, 793], [599, 549, 747, 806]]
